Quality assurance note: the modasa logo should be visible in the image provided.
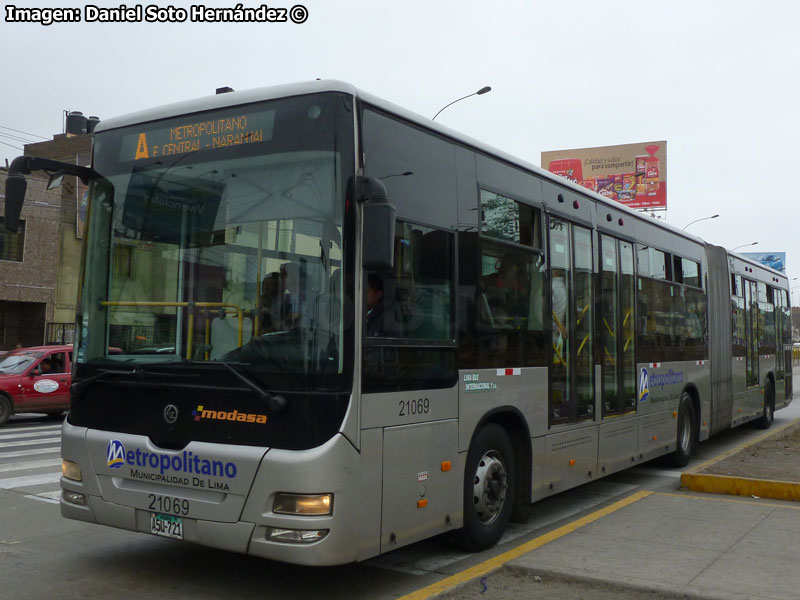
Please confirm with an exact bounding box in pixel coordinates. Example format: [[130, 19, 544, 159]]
[[107, 439, 126, 469], [638, 368, 649, 403], [192, 405, 268, 424]]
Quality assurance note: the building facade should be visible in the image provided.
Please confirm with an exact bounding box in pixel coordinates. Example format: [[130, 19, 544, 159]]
[[0, 131, 92, 350]]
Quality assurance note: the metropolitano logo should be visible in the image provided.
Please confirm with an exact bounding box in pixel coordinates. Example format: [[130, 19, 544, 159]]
[[638, 368, 649, 403], [107, 439, 126, 469]]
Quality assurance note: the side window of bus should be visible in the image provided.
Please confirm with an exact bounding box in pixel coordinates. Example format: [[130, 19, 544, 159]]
[[365, 221, 454, 341], [476, 190, 546, 368], [637, 245, 674, 363], [362, 221, 457, 392]]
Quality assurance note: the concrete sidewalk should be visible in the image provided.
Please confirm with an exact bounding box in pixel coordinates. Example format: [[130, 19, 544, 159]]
[[509, 490, 800, 600]]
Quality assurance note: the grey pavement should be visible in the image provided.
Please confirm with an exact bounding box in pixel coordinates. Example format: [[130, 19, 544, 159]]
[[509, 490, 800, 600], [499, 366, 800, 600]]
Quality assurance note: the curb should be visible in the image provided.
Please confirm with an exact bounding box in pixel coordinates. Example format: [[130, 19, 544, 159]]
[[681, 418, 800, 501], [680, 472, 800, 501]]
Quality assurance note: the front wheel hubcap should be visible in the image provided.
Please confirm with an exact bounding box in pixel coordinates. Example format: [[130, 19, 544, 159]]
[[472, 450, 508, 525]]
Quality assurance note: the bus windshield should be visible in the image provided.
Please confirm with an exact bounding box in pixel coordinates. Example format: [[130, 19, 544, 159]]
[[76, 93, 354, 391]]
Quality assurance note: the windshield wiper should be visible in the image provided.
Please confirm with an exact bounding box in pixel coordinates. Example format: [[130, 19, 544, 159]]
[[71, 368, 141, 398], [216, 361, 288, 413], [154, 360, 288, 412], [72, 366, 190, 398]]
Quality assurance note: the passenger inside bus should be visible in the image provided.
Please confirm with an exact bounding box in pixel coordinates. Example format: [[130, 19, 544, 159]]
[[365, 272, 398, 337], [258, 267, 296, 333], [259, 272, 283, 333], [483, 254, 530, 328]]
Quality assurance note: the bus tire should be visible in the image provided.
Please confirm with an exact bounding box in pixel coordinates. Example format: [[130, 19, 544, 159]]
[[671, 393, 697, 468], [0, 395, 12, 426], [456, 423, 515, 551], [755, 379, 775, 430]]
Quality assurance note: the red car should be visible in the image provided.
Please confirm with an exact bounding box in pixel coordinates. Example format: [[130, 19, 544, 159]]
[[0, 345, 73, 426]]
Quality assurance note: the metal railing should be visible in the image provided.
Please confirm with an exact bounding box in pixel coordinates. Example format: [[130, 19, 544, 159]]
[[46, 322, 76, 345], [101, 301, 244, 359]]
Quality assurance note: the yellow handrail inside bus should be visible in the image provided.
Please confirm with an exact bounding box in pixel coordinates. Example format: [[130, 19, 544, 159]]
[[101, 301, 244, 358], [552, 343, 567, 367], [604, 318, 615, 338], [552, 311, 567, 337], [577, 334, 589, 356], [576, 304, 589, 326], [622, 308, 631, 327], [604, 346, 616, 365]]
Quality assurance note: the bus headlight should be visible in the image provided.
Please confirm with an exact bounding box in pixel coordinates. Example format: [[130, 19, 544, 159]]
[[273, 493, 332, 516], [62, 460, 82, 481]]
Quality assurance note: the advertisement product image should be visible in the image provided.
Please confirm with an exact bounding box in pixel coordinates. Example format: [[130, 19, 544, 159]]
[[542, 141, 668, 210]]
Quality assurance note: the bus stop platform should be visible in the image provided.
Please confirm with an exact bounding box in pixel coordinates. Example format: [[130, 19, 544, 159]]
[[501, 417, 800, 600], [425, 414, 800, 600], [507, 489, 800, 600]]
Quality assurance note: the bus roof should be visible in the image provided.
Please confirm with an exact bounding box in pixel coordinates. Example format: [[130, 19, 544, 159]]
[[93, 80, 788, 287]]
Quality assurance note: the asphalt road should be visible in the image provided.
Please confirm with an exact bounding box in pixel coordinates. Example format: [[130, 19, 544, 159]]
[[1, 377, 798, 600]]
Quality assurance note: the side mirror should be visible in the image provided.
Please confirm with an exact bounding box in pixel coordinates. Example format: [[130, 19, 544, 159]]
[[4, 155, 95, 233], [358, 177, 395, 271]]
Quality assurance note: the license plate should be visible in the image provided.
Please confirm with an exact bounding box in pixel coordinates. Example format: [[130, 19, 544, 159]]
[[150, 513, 184, 540]]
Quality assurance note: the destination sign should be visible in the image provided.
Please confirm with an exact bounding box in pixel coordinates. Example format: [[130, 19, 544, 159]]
[[120, 108, 276, 161]]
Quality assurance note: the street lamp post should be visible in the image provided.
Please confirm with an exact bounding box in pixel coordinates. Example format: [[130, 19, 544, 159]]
[[791, 285, 800, 313], [731, 242, 758, 252], [432, 86, 492, 121], [682, 214, 719, 230]]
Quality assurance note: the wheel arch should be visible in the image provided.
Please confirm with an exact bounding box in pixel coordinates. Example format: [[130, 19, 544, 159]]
[[468, 406, 532, 506], [0, 390, 15, 407], [0, 390, 15, 425], [765, 371, 776, 408], [765, 371, 776, 391], [681, 383, 701, 435]]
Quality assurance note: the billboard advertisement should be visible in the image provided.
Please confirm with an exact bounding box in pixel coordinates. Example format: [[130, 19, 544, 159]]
[[541, 141, 667, 209], [741, 252, 786, 273]]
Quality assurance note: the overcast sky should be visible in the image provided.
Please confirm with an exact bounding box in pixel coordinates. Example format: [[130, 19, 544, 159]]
[[3, 0, 799, 299]]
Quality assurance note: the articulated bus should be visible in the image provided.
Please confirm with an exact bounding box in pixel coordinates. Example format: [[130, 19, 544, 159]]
[[3, 81, 792, 565]]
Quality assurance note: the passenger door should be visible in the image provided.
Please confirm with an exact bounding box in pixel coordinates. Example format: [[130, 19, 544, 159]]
[[549, 217, 594, 425], [745, 280, 759, 388]]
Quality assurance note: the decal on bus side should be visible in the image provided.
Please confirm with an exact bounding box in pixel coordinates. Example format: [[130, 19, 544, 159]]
[[463, 372, 497, 393], [638, 368, 649, 402]]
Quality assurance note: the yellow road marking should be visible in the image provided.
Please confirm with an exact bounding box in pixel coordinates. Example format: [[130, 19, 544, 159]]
[[396, 489, 653, 600]]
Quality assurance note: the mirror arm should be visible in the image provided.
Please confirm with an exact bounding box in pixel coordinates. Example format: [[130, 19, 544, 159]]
[[9, 156, 94, 184]]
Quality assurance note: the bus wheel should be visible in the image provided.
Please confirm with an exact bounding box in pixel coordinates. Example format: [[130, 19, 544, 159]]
[[457, 423, 515, 551], [0, 395, 11, 426], [671, 393, 697, 468], [755, 380, 775, 430]]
